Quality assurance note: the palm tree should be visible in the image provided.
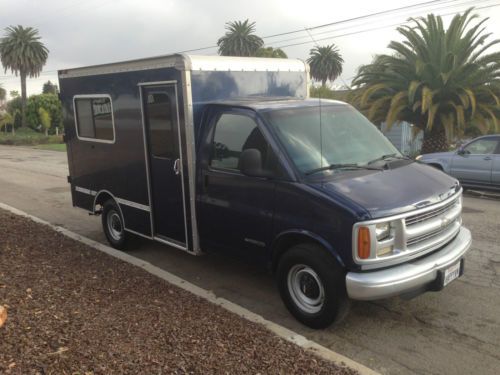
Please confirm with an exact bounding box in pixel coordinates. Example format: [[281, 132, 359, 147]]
[[352, 8, 500, 153], [256, 47, 287, 58], [217, 20, 264, 57], [0, 112, 14, 134], [307, 45, 344, 87], [0, 84, 6, 102], [0, 25, 49, 128]]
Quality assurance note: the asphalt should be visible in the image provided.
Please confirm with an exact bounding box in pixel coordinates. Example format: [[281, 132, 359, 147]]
[[0, 145, 499, 375]]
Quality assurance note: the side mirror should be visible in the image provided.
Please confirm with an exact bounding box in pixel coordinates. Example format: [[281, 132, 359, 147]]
[[239, 148, 273, 178], [457, 147, 468, 155]]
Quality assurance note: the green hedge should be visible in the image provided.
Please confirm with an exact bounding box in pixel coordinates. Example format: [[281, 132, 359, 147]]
[[0, 127, 63, 146]]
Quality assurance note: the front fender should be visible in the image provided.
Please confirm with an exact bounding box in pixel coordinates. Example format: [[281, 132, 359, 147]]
[[271, 229, 346, 271], [420, 155, 454, 173]]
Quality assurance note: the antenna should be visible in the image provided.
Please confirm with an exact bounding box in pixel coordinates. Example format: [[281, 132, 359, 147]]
[[319, 90, 323, 172], [304, 27, 324, 172]]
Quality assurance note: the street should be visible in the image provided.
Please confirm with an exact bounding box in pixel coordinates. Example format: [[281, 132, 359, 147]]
[[0, 145, 499, 375]]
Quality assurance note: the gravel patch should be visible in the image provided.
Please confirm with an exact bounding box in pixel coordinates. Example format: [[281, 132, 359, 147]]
[[0, 209, 357, 375]]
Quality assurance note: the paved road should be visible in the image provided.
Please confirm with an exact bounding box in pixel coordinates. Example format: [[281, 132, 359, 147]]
[[0, 145, 499, 375]]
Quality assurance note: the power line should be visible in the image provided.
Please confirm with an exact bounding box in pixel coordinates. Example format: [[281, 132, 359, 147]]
[[0, 0, 498, 81], [171, 1, 464, 56], [0, 71, 58, 80], [267, 0, 492, 47], [273, 2, 500, 49], [263, 0, 456, 39]]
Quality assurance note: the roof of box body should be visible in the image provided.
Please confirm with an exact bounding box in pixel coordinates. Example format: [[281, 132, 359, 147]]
[[58, 54, 308, 79], [205, 98, 348, 112]]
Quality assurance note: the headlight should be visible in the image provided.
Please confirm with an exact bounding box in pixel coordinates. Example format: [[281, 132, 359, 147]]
[[356, 222, 394, 260], [375, 222, 391, 241], [415, 155, 422, 160], [377, 245, 394, 257]]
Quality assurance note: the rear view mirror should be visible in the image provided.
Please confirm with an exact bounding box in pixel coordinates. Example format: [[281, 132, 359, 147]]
[[239, 149, 273, 178]]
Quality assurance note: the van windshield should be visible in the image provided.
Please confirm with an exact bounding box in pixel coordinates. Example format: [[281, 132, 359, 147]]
[[261, 104, 400, 175]]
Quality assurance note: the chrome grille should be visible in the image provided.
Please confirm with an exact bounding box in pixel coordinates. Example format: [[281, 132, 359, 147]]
[[353, 190, 463, 270], [406, 218, 458, 246], [405, 198, 460, 226]]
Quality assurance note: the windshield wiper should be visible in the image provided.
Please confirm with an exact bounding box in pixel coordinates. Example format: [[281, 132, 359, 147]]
[[367, 153, 410, 165], [305, 163, 383, 176]]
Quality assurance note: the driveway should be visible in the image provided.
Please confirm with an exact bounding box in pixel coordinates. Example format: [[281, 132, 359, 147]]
[[0, 145, 499, 375]]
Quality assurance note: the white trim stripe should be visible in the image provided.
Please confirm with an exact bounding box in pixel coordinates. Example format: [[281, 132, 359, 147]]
[[75, 186, 150, 212], [116, 198, 151, 212], [75, 186, 97, 196]]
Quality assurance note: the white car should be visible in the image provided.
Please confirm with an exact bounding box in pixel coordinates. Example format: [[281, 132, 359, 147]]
[[417, 135, 500, 190]]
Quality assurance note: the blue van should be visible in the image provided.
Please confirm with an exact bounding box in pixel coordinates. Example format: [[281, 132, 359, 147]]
[[59, 54, 472, 328]]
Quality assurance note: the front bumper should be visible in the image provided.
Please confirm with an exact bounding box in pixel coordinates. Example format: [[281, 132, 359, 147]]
[[346, 227, 472, 300]]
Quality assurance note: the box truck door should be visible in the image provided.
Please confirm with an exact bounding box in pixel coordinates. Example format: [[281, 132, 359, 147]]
[[141, 83, 187, 246]]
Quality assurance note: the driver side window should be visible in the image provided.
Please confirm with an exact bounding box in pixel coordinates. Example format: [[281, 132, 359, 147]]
[[210, 113, 265, 170], [210, 113, 280, 174], [464, 139, 498, 155]]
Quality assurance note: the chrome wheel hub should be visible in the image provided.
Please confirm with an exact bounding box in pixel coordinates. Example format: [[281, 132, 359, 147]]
[[287, 264, 325, 314], [107, 211, 123, 241]]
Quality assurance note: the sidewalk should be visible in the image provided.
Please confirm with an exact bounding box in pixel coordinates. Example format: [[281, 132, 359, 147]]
[[0, 209, 358, 375]]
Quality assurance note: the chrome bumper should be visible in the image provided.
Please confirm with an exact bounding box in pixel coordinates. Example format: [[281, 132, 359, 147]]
[[346, 227, 472, 300]]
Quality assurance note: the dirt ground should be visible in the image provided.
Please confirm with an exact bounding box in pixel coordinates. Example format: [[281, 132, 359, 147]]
[[1, 146, 500, 375], [0, 209, 357, 375]]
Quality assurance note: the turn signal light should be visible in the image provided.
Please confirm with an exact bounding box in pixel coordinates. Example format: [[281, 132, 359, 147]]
[[357, 227, 371, 259]]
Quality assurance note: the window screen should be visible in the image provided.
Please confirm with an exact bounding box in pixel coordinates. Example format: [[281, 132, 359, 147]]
[[210, 113, 269, 170], [75, 96, 114, 141]]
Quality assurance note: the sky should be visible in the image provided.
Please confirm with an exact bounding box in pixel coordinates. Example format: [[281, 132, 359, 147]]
[[0, 0, 499, 99]]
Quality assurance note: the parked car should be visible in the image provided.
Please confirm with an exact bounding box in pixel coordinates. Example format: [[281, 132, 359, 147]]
[[59, 54, 471, 328], [416, 135, 500, 190]]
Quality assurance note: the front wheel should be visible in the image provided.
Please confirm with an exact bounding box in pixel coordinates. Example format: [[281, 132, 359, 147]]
[[276, 243, 349, 329], [102, 200, 128, 250]]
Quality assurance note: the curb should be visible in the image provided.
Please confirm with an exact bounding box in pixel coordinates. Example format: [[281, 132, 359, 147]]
[[465, 189, 500, 201], [0, 202, 379, 375]]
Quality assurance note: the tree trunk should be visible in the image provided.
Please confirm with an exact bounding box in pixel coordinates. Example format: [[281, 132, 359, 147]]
[[421, 125, 448, 154], [20, 70, 27, 129], [321, 79, 327, 87]]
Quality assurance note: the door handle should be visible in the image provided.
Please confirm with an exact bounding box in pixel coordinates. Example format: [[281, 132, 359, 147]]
[[173, 158, 180, 175], [484, 156, 492, 161]]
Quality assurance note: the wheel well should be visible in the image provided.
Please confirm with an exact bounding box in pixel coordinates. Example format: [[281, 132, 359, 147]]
[[271, 233, 341, 273], [428, 163, 444, 171], [93, 191, 114, 213]]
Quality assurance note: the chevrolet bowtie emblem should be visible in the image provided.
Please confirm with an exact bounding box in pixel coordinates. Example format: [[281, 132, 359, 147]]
[[441, 217, 450, 228]]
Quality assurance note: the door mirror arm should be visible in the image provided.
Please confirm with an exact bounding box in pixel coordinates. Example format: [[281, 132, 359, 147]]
[[239, 148, 274, 178]]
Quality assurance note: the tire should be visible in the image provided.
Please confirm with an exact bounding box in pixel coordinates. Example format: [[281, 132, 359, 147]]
[[102, 200, 128, 250], [276, 243, 349, 329]]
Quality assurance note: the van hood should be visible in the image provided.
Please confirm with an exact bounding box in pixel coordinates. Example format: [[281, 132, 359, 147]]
[[307, 162, 460, 219]]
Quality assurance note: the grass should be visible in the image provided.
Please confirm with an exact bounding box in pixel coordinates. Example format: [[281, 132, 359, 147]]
[[0, 127, 64, 147], [34, 143, 66, 152]]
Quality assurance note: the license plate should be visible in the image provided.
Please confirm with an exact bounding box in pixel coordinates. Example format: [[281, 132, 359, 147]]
[[443, 262, 461, 287]]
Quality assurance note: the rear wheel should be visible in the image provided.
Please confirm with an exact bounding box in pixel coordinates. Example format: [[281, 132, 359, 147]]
[[276, 243, 349, 329], [102, 200, 128, 250]]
